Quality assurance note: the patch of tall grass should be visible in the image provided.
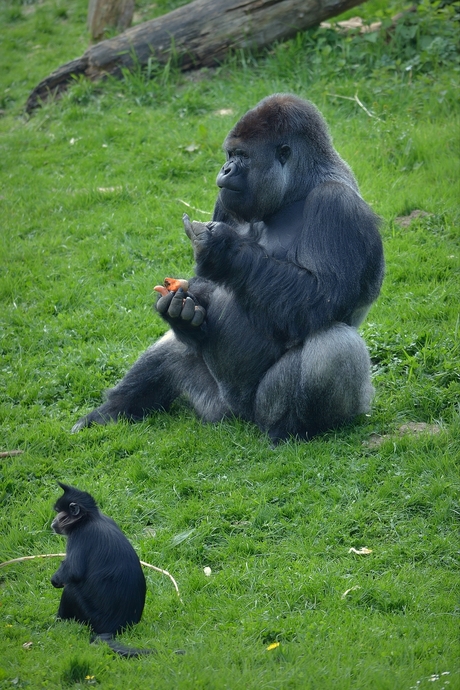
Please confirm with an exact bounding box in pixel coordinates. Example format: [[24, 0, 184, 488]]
[[0, 1, 458, 688]]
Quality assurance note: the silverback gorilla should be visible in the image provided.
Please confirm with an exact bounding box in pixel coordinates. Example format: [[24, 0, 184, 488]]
[[73, 94, 384, 443]]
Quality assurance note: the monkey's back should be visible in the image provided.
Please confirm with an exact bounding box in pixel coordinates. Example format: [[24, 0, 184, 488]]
[[66, 513, 146, 635]]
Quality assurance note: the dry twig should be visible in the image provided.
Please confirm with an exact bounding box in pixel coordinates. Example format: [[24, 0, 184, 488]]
[[176, 199, 210, 216], [140, 560, 183, 602], [0, 553, 66, 567], [327, 93, 382, 121], [0, 553, 182, 600]]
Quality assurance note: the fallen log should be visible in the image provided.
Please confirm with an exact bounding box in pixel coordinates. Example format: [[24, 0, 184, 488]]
[[26, 0, 366, 113], [88, 0, 135, 42]]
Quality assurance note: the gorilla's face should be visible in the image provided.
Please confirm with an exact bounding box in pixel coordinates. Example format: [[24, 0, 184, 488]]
[[216, 137, 292, 223], [216, 147, 250, 219]]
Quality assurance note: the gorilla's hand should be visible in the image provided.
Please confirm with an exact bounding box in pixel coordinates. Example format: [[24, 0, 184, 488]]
[[183, 213, 217, 259], [156, 288, 205, 327]]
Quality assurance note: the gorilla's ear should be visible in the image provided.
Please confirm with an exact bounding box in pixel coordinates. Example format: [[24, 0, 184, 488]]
[[276, 144, 291, 166]]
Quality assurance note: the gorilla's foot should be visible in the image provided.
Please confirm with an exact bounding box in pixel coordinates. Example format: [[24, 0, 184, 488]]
[[71, 407, 117, 432]]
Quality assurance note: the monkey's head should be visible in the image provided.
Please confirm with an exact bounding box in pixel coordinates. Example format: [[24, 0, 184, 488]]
[[52, 482, 98, 536]]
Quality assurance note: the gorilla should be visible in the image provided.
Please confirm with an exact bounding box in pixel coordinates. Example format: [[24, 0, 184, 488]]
[[73, 94, 384, 443]]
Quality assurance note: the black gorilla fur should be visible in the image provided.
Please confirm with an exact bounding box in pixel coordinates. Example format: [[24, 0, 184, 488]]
[[73, 94, 384, 443], [51, 483, 150, 657]]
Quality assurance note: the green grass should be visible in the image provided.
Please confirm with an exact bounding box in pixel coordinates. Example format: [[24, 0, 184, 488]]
[[0, 0, 459, 688]]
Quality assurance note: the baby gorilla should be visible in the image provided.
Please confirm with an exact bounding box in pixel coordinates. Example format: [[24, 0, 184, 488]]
[[51, 482, 150, 657]]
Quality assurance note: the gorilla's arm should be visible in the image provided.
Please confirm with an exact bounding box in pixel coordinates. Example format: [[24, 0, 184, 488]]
[[185, 182, 383, 342]]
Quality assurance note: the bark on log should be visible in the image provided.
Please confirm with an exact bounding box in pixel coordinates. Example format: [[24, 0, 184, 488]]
[[26, 0, 366, 113], [88, 0, 135, 42]]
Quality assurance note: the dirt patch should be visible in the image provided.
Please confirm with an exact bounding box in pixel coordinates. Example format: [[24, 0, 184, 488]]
[[363, 422, 442, 448]]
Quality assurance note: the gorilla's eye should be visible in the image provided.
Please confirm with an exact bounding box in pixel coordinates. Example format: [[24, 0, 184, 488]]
[[227, 149, 248, 160]]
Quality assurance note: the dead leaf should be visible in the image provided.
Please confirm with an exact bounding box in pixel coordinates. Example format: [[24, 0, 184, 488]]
[[348, 547, 373, 555], [321, 17, 382, 33], [321, 7, 416, 36]]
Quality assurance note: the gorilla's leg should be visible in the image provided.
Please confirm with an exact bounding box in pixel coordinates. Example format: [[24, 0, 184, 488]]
[[254, 324, 374, 443], [72, 331, 229, 431]]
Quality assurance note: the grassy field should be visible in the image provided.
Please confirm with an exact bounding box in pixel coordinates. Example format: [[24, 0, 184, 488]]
[[0, 0, 459, 688]]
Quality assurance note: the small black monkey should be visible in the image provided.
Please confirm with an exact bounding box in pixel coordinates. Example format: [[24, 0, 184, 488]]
[[51, 482, 150, 657]]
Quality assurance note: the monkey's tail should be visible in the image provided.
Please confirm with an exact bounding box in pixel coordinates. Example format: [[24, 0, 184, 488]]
[[92, 633, 154, 658]]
